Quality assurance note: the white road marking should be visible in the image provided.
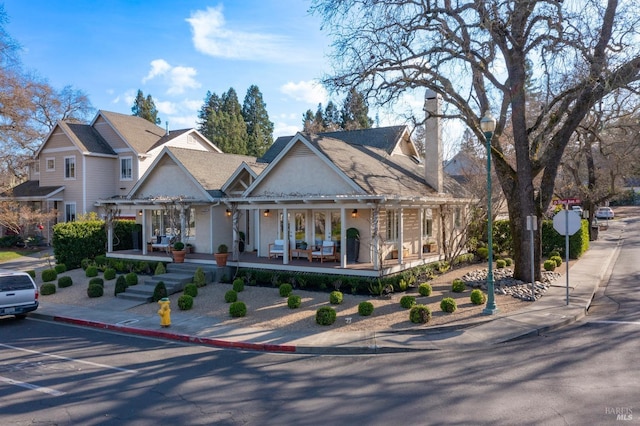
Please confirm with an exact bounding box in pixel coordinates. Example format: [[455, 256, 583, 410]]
[[0, 375, 66, 396], [0, 343, 138, 374], [591, 320, 640, 325]]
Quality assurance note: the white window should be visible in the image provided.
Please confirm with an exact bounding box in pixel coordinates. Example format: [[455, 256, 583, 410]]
[[422, 208, 433, 238], [65, 203, 76, 222], [33, 161, 40, 175], [64, 156, 76, 179], [46, 158, 55, 171], [120, 157, 132, 180], [386, 210, 399, 241]]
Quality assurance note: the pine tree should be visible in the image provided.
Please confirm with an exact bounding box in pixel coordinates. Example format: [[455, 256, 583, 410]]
[[242, 85, 274, 157], [197, 91, 221, 143], [323, 101, 342, 131], [131, 89, 161, 124], [341, 88, 373, 130], [197, 89, 248, 154]]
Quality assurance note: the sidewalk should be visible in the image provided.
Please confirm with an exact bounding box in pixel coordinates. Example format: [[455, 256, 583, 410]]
[[11, 221, 624, 354]]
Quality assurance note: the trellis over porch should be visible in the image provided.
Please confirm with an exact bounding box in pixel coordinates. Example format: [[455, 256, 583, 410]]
[[108, 249, 444, 278]]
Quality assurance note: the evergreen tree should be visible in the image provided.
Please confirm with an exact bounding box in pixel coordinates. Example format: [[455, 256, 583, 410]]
[[302, 109, 315, 132], [131, 89, 161, 124], [302, 103, 326, 133], [323, 101, 342, 131], [242, 85, 273, 157], [341, 88, 373, 130], [197, 89, 248, 154], [197, 91, 221, 143]]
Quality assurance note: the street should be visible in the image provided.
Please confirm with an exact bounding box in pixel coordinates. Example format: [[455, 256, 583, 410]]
[[1, 214, 638, 425]]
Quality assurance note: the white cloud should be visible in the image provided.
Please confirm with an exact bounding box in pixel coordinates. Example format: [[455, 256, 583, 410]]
[[186, 5, 300, 62], [274, 122, 301, 139], [280, 80, 327, 105], [142, 59, 201, 95]]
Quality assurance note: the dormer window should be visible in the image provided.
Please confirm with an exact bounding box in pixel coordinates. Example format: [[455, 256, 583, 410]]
[[120, 157, 132, 180]]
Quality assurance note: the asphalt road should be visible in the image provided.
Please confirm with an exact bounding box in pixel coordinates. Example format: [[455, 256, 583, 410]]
[[1, 212, 638, 425]]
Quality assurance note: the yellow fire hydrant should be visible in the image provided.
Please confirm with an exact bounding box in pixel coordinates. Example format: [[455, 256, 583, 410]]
[[157, 297, 171, 328]]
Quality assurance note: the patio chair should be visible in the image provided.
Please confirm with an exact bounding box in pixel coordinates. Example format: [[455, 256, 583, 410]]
[[311, 240, 337, 263], [151, 235, 173, 252], [268, 239, 286, 259]]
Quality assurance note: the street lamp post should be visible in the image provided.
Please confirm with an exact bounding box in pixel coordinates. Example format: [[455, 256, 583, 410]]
[[481, 110, 499, 315]]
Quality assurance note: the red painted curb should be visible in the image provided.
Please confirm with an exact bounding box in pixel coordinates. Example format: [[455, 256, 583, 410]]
[[54, 316, 297, 353]]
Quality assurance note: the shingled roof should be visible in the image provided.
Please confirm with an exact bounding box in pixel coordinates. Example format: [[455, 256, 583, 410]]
[[1, 180, 63, 199], [98, 110, 168, 154], [58, 122, 116, 156]]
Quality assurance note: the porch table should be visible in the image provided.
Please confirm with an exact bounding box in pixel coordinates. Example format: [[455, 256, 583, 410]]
[[290, 248, 313, 262]]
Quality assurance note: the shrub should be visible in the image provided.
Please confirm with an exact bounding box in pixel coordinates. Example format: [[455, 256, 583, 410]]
[[287, 294, 302, 309], [178, 294, 193, 310], [232, 278, 245, 292], [125, 272, 138, 286], [316, 306, 337, 325], [470, 289, 487, 305], [440, 297, 457, 313], [54, 264, 67, 274], [41, 269, 57, 282], [173, 241, 185, 251], [26, 270, 36, 278], [418, 283, 432, 297], [358, 301, 374, 316], [503, 257, 513, 266], [104, 268, 116, 280], [400, 295, 416, 309], [217, 244, 228, 254], [329, 291, 343, 305], [81, 258, 91, 270], [87, 284, 104, 298], [451, 278, 466, 293], [85, 266, 98, 278], [89, 277, 104, 287], [225, 290, 238, 303], [152, 281, 167, 302], [543, 259, 556, 271], [114, 275, 128, 296], [476, 247, 489, 260], [194, 267, 207, 287], [58, 276, 73, 288], [549, 250, 561, 258], [229, 301, 247, 317], [550, 255, 563, 267], [154, 262, 166, 275], [409, 304, 432, 324], [496, 259, 507, 269], [184, 283, 198, 298], [40, 283, 56, 295], [279, 283, 293, 297]]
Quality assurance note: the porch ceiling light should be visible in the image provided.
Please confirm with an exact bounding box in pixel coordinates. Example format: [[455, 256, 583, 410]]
[[264, 209, 270, 217], [226, 209, 231, 217], [351, 209, 358, 218]]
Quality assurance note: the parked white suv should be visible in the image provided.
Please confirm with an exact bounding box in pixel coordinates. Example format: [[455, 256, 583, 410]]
[[0, 269, 39, 319]]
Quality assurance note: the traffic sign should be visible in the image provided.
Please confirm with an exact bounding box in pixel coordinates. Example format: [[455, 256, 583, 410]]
[[553, 210, 581, 235]]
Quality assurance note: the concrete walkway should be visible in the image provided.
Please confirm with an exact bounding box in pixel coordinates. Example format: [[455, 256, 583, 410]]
[[4, 220, 625, 354]]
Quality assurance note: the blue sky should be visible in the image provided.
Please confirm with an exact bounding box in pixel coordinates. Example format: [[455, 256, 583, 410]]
[[4, 0, 338, 138]]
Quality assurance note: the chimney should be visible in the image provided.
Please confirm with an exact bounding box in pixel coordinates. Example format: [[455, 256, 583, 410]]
[[424, 89, 443, 193], [165, 121, 169, 136]]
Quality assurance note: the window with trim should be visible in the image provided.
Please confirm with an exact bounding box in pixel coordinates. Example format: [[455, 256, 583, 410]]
[[33, 161, 40, 175], [386, 210, 399, 241], [65, 203, 76, 222], [120, 157, 132, 180], [64, 156, 75, 179], [422, 208, 433, 238], [46, 158, 55, 171]]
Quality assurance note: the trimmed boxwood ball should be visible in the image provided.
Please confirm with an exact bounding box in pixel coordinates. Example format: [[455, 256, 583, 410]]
[[549, 250, 560, 258], [89, 277, 104, 287], [543, 259, 556, 271], [550, 255, 563, 267], [225, 289, 238, 303], [287, 294, 302, 309], [41, 269, 57, 283], [104, 268, 116, 280], [58, 276, 73, 288], [152, 281, 167, 302], [316, 306, 337, 325], [418, 283, 432, 297], [40, 283, 56, 295], [440, 297, 457, 313], [85, 266, 98, 277], [400, 295, 416, 309], [329, 291, 343, 305], [87, 284, 103, 298], [358, 301, 374, 316], [229, 301, 247, 317], [154, 262, 166, 275], [409, 304, 432, 324], [232, 278, 245, 292], [54, 264, 67, 274], [26, 270, 36, 278], [504, 258, 513, 266], [496, 259, 507, 269], [451, 278, 466, 293], [470, 289, 487, 305], [114, 275, 128, 296], [184, 283, 198, 298], [194, 267, 207, 287], [279, 283, 293, 297], [476, 247, 489, 260], [178, 294, 194, 310], [125, 272, 138, 286]]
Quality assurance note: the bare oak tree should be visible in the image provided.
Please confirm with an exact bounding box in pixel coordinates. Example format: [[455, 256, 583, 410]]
[[311, 0, 640, 282]]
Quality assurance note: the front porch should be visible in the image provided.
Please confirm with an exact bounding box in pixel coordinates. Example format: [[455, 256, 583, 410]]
[[109, 249, 443, 278]]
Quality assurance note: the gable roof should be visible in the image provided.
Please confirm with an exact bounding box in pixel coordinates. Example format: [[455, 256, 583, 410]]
[[58, 121, 117, 156], [1, 180, 64, 199], [94, 110, 168, 154]]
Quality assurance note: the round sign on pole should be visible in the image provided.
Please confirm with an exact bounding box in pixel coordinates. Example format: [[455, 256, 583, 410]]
[[553, 210, 581, 235]]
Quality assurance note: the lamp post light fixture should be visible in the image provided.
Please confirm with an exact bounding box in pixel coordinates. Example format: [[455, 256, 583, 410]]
[[480, 110, 499, 315]]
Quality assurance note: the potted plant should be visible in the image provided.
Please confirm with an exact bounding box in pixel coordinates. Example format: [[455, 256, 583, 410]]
[[423, 239, 437, 253], [214, 244, 229, 267], [172, 241, 186, 263], [300, 241, 308, 250], [346, 227, 360, 263]]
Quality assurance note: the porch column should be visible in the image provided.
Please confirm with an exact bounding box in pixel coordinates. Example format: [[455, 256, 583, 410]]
[[340, 207, 347, 268], [179, 205, 187, 242], [419, 208, 424, 260], [232, 207, 239, 261], [282, 207, 289, 265], [398, 207, 404, 265], [142, 209, 148, 254], [107, 211, 114, 253], [372, 206, 380, 271]]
